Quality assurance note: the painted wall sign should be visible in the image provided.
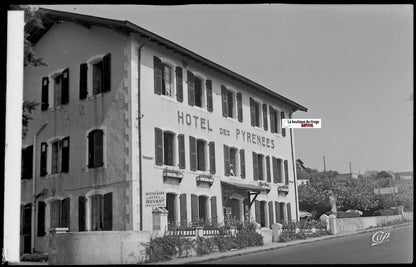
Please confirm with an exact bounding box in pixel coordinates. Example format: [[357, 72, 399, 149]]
[[145, 191, 166, 208], [177, 111, 213, 131]]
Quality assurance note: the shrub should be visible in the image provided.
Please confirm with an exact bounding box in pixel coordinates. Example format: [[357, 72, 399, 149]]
[[235, 232, 264, 248], [337, 211, 362, 218], [144, 236, 178, 262], [372, 209, 397, 216]]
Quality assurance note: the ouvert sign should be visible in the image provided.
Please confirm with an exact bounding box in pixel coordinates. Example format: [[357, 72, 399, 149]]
[[145, 191, 166, 208]]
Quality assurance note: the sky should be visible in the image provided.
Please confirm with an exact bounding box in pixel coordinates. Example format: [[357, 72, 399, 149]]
[[41, 4, 413, 174]]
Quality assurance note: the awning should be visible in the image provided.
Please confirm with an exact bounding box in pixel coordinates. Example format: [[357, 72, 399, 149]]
[[221, 180, 263, 193]]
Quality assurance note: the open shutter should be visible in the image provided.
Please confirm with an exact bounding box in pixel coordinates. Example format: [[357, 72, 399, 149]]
[[41, 77, 49, 111], [61, 137, 70, 172], [239, 149, 245, 178], [206, 80, 213, 112], [187, 71, 195, 106], [154, 56, 162, 95], [178, 134, 185, 169], [250, 98, 255, 126], [94, 130, 104, 167], [191, 194, 198, 223], [281, 112, 286, 137], [221, 85, 228, 117], [79, 63, 88, 99], [103, 193, 112, 230], [61, 197, 70, 228], [252, 152, 258, 180], [211, 196, 217, 224], [284, 160, 289, 185], [23, 146, 33, 179], [272, 157, 278, 184], [223, 145, 230, 176], [262, 103, 268, 131], [237, 92, 243, 122], [88, 131, 94, 167], [102, 53, 111, 93], [266, 156, 271, 183], [175, 66, 183, 102], [255, 200, 261, 224], [209, 142, 216, 174], [78, 196, 86, 231], [37, 201, 45, 236], [287, 203, 292, 221], [180, 194, 187, 227], [40, 142, 48, 176], [268, 202, 274, 228], [275, 201, 280, 223], [61, 68, 69, 104], [189, 136, 197, 171], [154, 128, 163, 166], [269, 106, 275, 133]]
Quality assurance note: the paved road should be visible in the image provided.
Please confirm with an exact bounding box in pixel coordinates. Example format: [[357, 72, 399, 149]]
[[203, 224, 413, 264]]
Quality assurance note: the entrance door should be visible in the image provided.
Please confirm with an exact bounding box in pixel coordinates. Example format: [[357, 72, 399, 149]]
[[230, 199, 241, 221], [166, 193, 176, 227], [198, 196, 208, 222], [22, 203, 31, 253], [260, 201, 266, 227]]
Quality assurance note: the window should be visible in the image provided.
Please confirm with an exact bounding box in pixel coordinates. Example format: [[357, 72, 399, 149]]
[[79, 53, 111, 99], [227, 90, 235, 118], [49, 198, 70, 229], [88, 129, 104, 168], [187, 71, 211, 110], [90, 193, 112, 231], [272, 157, 283, 183], [250, 98, 261, 127], [229, 147, 239, 176], [51, 140, 62, 174], [194, 76, 204, 108], [258, 154, 264, 180], [196, 139, 206, 171], [155, 128, 179, 167], [224, 146, 245, 178], [37, 201, 46, 236], [162, 64, 172, 96], [163, 132, 175, 166], [153, 56, 184, 102], [221, 86, 243, 121], [40, 137, 70, 176], [21, 146, 33, 180], [269, 106, 280, 134], [252, 152, 265, 180], [41, 69, 69, 111]]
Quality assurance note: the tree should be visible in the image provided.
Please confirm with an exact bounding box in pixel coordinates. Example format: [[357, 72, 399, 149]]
[[10, 5, 47, 139]]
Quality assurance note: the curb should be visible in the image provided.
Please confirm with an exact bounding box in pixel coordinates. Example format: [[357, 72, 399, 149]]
[[160, 222, 413, 265]]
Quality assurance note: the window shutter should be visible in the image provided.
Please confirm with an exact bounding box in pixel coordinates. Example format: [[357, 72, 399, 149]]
[[272, 157, 278, 184], [206, 80, 213, 112], [275, 201, 280, 223], [262, 103, 268, 131], [268, 202, 274, 228], [287, 203, 292, 221], [221, 85, 228, 117], [61, 197, 70, 228], [269, 106, 275, 133], [191, 194, 198, 223], [280, 203, 285, 221], [237, 92, 243, 122], [23, 146, 33, 179], [94, 130, 104, 167], [102, 53, 111, 93], [258, 155, 263, 180], [60, 68, 70, 104], [255, 200, 261, 224], [223, 145, 230, 176], [239, 149, 245, 179], [154, 128, 163, 166], [41, 77, 49, 111], [178, 134, 185, 169], [79, 63, 88, 99], [284, 160, 289, 185], [275, 110, 280, 134], [281, 112, 286, 137], [88, 131, 94, 168], [37, 201, 45, 236], [180, 193, 187, 227], [103, 192, 113, 230], [153, 56, 162, 95], [175, 66, 183, 102], [187, 71, 195, 106], [209, 142, 216, 174], [250, 98, 255, 126], [266, 156, 271, 183], [252, 152, 258, 180], [277, 159, 283, 183], [61, 137, 70, 173], [78, 196, 86, 231], [189, 136, 197, 171], [40, 142, 48, 176], [211, 196, 217, 224]]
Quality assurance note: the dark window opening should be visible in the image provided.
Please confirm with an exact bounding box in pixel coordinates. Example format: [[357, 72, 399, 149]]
[[93, 61, 103, 95], [229, 147, 238, 176], [166, 193, 176, 227], [254, 101, 260, 127], [54, 74, 62, 106], [198, 196, 208, 221], [194, 77, 203, 107], [162, 64, 172, 96], [227, 90, 234, 118], [163, 132, 175, 166], [258, 154, 264, 180], [88, 130, 104, 168], [197, 139, 206, 171]]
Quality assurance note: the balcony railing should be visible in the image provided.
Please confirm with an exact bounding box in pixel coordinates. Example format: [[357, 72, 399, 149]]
[[277, 185, 290, 194], [196, 174, 214, 186], [163, 168, 184, 182]]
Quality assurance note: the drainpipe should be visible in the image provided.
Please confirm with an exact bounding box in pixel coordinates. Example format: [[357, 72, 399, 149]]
[[31, 121, 48, 252], [137, 38, 151, 231], [288, 111, 299, 222]]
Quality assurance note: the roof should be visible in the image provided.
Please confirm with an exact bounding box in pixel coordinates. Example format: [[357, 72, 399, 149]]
[[28, 8, 308, 113]]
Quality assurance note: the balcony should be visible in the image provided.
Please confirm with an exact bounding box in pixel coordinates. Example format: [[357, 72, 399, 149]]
[[163, 168, 184, 183], [277, 185, 290, 194], [258, 181, 271, 192], [196, 174, 214, 186]]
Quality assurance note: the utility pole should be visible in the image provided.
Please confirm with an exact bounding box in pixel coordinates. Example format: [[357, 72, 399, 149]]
[[349, 162, 352, 173], [323, 155, 326, 172]]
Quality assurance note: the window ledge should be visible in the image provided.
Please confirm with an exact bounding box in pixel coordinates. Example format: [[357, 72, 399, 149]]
[[225, 116, 238, 123], [85, 165, 106, 172], [254, 126, 267, 132], [192, 105, 207, 113], [159, 94, 178, 103], [81, 93, 105, 102], [46, 172, 66, 179]]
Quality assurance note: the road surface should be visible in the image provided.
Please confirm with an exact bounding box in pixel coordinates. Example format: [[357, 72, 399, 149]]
[[203, 224, 413, 264]]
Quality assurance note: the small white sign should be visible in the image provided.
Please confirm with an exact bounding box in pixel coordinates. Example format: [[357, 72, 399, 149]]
[[282, 119, 321, 128], [144, 191, 166, 208]]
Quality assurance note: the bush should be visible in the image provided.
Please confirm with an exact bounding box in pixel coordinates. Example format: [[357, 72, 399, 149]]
[[337, 211, 362, 218], [144, 236, 178, 262], [372, 209, 397, 216], [235, 232, 264, 248]]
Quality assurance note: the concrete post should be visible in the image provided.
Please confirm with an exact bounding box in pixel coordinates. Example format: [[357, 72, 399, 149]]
[[272, 223, 282, 242], [196, 226, 204, 237], [328, 217, 337, 235], [152, 207, 168, 233], [397, 205, 404, 220]]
